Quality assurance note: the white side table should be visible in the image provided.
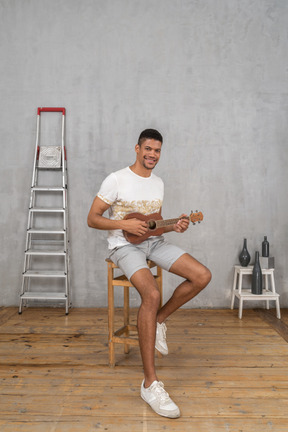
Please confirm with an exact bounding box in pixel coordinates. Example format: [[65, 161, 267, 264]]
[[231, 265, 281, 319]]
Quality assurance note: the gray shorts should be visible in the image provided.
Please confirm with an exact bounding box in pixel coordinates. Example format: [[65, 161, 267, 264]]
[[109, 236, 186, 280]]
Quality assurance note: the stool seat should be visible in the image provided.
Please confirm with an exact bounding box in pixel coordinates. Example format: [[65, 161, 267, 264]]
[[231, 265, 281, 319], [106, 258, 163, 367]]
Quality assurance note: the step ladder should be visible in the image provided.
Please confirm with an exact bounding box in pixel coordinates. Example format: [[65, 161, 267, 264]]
[[19, 107, 71, 314]]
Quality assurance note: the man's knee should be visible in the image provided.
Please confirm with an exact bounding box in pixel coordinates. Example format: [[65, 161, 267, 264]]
[[142, 287, 161, 309], [185, 264, 211, 291], [198, 266, 212, 289]]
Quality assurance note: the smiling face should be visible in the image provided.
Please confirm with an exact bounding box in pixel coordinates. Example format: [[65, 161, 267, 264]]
[[135, 139, 162, 171]]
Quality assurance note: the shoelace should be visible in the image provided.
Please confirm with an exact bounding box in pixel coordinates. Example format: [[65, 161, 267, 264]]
[[151, 381, 170, 402]]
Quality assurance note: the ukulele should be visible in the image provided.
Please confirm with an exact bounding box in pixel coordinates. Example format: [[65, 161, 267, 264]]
[[123, 211, 203, 244]]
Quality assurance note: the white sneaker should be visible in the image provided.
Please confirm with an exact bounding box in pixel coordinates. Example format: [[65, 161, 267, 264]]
[[155, 322, 168, 355], [141, 380, 180, 418]]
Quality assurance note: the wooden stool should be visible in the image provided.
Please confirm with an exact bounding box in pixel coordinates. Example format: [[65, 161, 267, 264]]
[[231, 265, 281, 319], [106, 258, 163, 367]]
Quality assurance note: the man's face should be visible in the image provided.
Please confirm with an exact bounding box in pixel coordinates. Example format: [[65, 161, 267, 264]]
[[135, 139, 162, 170]]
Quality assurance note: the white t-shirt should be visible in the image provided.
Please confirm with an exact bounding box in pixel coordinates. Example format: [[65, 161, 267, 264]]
[[97, 167, 164, 249]]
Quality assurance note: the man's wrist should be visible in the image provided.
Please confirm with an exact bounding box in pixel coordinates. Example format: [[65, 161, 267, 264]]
[[163, 225, 175, 233]]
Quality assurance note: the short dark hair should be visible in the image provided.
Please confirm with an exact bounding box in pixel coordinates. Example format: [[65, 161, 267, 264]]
[[137, 129, 163, 146]]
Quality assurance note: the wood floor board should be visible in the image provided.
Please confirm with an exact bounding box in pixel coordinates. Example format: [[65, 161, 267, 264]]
[[1, 366, 287, 390], [1, 396, 288, 420], [1, 418, 288, 432], [1, 354, 287, 369], [0, 327, 282, 339], [1, 383, 288, 398]]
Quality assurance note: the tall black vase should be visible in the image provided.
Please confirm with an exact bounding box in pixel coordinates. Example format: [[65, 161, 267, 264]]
[[239, 238, 251, 267], [262, 236, 269, 257], [252, 251, 262, 294]]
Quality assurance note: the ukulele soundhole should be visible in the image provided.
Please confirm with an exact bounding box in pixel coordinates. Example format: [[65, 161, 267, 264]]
[[148, 220, 156, 230]]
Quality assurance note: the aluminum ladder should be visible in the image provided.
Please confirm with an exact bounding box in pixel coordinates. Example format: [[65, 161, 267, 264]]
[[19, 107, 71, 314]]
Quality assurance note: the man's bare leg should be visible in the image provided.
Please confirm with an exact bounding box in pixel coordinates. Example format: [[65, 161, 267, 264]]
[[157, 253, 211, 324], [130, 268, 161, 388]]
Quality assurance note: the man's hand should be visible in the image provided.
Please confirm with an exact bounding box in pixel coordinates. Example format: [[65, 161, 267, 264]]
[[122, 218, 148, 237], [173, 214, 189, 233]]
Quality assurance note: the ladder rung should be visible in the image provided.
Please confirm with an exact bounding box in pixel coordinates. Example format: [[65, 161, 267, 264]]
[[29, 207, 65, 213], [25, 248, 66, 256], [23, 270, 66, 278], [36, 166, 62, 171], [28, 228, 65, 234], [32, 187, 65, 191], [20, 292, 67, 300], [29, 240, 66, 246]]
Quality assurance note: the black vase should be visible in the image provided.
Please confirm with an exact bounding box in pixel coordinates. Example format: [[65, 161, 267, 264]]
[[239, 238, 251, 267], [252, 251, 262, 295], [262, 236, 269, 257]]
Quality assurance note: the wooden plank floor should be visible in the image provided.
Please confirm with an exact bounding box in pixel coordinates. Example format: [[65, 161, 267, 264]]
[[0, 307, 288, 431]]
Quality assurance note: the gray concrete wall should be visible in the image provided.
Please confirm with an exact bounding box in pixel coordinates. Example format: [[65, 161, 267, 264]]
[[1, 0, 287, 308]]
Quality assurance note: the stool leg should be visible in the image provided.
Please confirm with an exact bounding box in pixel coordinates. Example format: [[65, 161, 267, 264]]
[[239, 298, 243, 319], [237, 272, 243, 319], [270, 272, 281, 319], [238, 273, 243, 294], [276, 298, 281, 319], [263, 274, 269, 309], [231, 269, 238, 309], [156, 265, 163, 359], [124, 286, 130, 354], [157, 265, 163, 308], [270, 273, 276, 293], [108, 263, 115, 367], [264, 274, 268, 292]]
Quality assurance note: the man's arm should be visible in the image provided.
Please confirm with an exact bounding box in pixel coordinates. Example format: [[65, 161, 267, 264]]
[[87, 196, 149, 237], [87, 196, 117, 230]]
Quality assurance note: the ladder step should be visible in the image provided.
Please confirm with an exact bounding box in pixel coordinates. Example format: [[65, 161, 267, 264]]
[[32, 187, 65, 191], [28, 240, 66, 246], [29, 207, 65, 213], [28, 228, 65, 234], [25, 248, 66, 256], [36, 166, 62, 171], [23, 270, 66, 278], [20, 292, 67, 300]]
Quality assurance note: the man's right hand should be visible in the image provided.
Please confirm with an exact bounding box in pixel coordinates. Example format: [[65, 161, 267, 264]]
[[121, 218, 148, 237]]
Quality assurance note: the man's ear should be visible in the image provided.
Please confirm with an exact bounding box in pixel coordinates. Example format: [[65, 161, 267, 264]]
[[135, 144, 140, 153]]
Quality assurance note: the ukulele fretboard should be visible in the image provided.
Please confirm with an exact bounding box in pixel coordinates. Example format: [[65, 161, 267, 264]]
[[156, 216, 189, 228]]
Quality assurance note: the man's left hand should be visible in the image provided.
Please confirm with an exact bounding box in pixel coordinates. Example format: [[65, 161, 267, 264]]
[[173, 214, 189, 233]]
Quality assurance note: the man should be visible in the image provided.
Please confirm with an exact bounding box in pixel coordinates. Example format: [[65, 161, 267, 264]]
[[87, 129, 211, 418]]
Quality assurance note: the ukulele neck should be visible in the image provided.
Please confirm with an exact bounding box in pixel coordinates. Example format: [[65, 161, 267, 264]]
[[155, 216, 188, 229]]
